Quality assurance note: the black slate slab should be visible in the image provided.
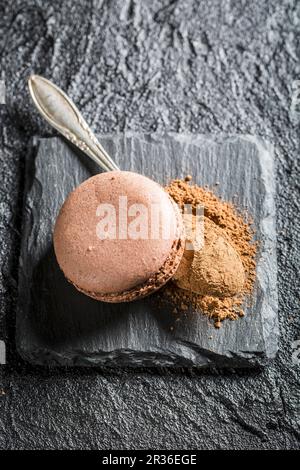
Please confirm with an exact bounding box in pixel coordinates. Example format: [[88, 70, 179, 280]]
[[17, 134, 278, 367]]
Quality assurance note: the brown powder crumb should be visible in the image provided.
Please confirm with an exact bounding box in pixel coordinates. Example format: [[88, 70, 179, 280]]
[[174, 217, 246, 297], [161, 178, 257, 328]]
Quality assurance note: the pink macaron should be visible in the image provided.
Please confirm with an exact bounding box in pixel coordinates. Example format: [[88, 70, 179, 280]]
[[53, 171, 185, 302]]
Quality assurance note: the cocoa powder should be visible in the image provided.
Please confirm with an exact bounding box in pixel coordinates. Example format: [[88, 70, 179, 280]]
[[162, 178, 257, 328], [173, 217, 246, 297]]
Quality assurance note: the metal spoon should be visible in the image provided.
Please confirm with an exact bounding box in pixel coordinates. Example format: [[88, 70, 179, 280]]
[[28, 75, 119, 172]]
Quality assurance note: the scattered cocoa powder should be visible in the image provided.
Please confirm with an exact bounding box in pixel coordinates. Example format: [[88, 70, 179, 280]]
[[161, 178, 257, 328], [173, 217, 246, 297]]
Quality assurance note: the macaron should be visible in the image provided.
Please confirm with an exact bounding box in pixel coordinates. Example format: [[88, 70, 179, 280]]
[[53, 171, 185, 302]]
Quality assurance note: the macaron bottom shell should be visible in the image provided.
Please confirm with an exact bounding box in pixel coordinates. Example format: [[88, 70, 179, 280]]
[[69, 237, 184, 303]]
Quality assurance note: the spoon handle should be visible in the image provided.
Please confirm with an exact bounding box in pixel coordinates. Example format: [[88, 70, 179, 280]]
[[28, 75, 119, 172]]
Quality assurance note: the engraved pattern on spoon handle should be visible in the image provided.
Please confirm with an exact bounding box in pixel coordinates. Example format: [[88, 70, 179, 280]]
[[28, 75, 119, 172]]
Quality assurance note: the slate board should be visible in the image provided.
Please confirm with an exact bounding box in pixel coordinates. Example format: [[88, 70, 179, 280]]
[[17, 134, 278, 367]]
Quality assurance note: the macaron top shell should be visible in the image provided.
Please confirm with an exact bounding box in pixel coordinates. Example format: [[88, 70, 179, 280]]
[[53, 171, 181, 296]]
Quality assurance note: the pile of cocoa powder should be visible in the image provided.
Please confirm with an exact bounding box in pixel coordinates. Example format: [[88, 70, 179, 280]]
[[161, 177, 257, 328]]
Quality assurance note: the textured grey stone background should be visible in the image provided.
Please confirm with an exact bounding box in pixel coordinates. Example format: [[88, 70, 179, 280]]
[[0, 0, 299, 450], [17, 135, 278, 368]]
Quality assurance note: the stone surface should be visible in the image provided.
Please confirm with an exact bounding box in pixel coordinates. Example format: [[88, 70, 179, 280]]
[[0, 0, 299, 450], [17, 135, 278, 367]]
